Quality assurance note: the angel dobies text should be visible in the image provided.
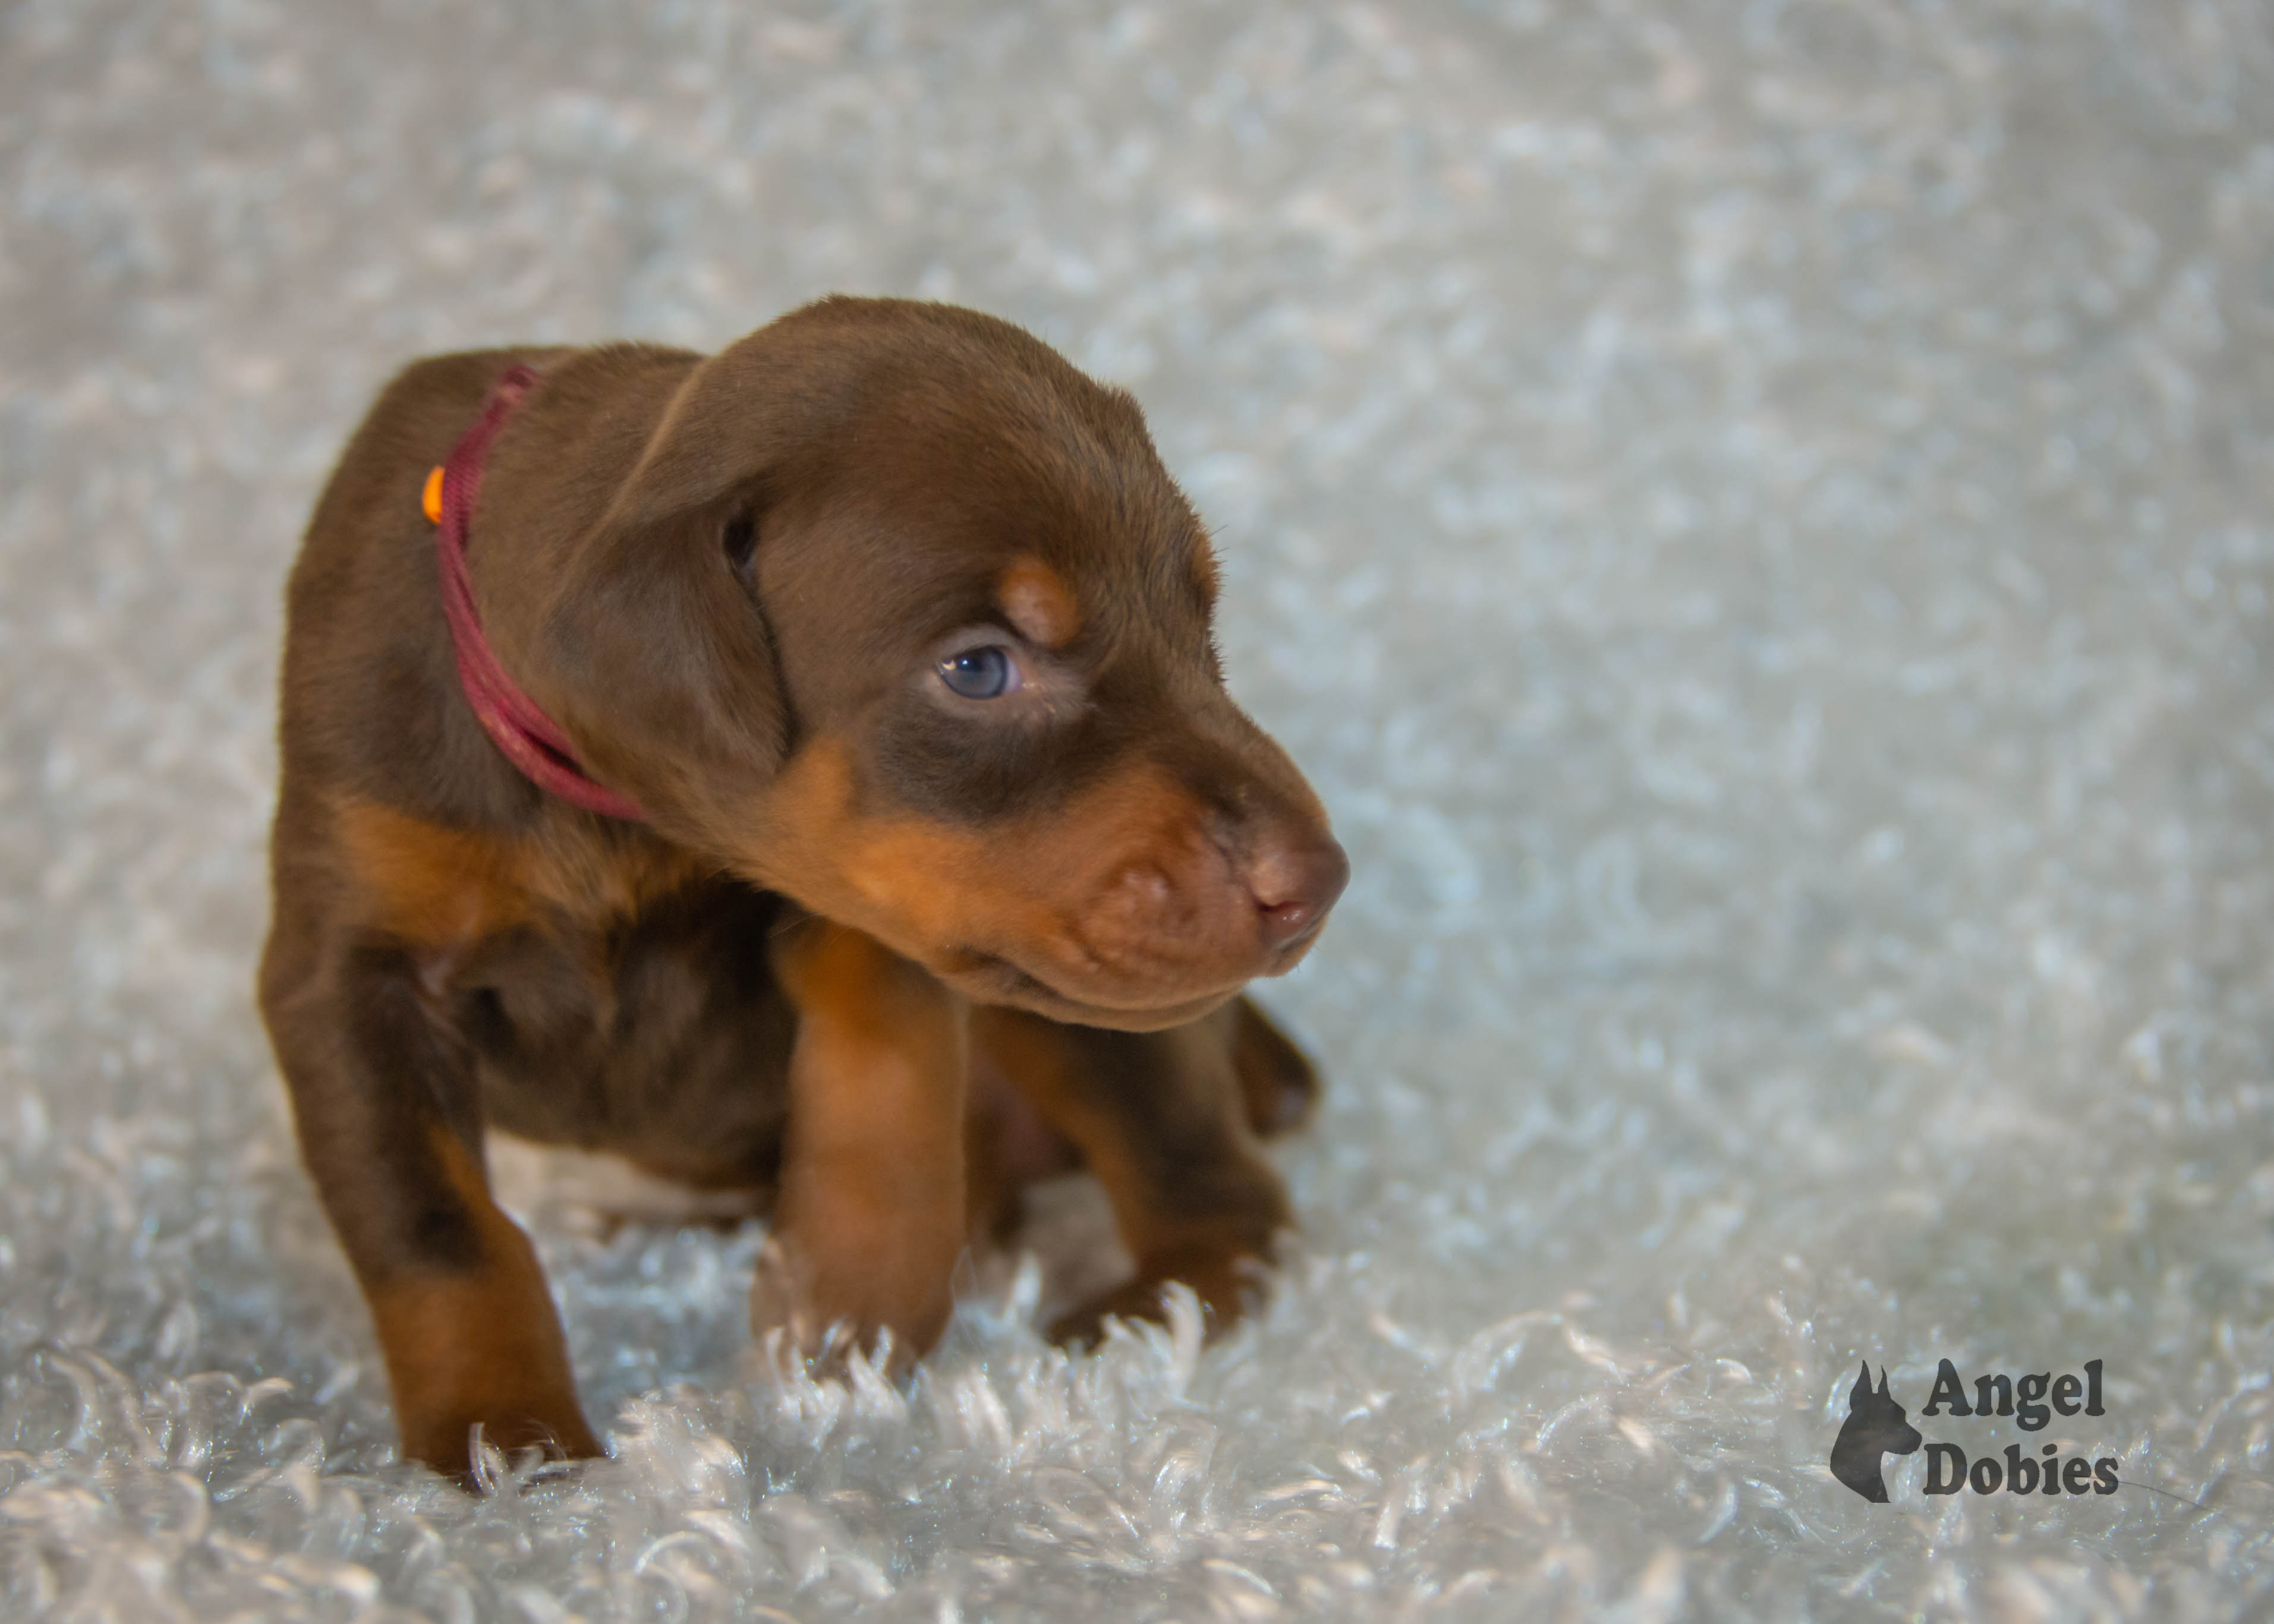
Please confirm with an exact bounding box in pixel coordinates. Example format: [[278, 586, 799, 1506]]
[[1916, 1359, 2117, 1497]]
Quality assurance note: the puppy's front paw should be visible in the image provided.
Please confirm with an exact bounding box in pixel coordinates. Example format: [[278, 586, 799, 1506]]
[[747, 1235, 853, 1368], [1048, 1279, 1190, 1349], [1047, 1247, 1263, 1349], [748, 1232, 949, 1374], [401, 1396, 603, 1491], [747, 1235, 818, 1353]]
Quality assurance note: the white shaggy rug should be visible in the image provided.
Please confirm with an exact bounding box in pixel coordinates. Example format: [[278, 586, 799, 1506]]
[[6, 1, 2274, 1618]]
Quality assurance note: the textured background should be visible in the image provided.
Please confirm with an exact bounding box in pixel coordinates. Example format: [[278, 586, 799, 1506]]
[[6, 1, 2274, 1618]]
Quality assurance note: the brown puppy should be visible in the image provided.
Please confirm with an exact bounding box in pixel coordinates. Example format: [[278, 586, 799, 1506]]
[[259, 298, 1347, 1483]]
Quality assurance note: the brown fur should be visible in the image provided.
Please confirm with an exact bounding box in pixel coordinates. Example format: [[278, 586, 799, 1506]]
[[260, 298, 1346, 1483]]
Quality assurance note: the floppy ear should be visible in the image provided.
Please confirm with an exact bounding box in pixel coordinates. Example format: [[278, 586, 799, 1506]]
[[560, 475, 788, 835], [468, 299, 1006, 843], [1850, 1363, 1874, 1408], [493, 340, 812, 846]]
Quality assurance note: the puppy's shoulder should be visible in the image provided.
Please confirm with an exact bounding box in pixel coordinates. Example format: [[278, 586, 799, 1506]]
[[278, 348, 568, 821]]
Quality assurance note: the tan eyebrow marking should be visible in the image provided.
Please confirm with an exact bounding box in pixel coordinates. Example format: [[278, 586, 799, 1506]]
[[997, 559, 1082, 648]]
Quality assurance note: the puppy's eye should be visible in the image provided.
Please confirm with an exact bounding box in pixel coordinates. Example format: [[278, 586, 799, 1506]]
[[722, 512, 758, 574], [938, 645, 1021, 700]]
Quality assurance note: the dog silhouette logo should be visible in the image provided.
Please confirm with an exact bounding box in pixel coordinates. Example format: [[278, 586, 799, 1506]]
[[1831, 1362, 1922, 1503]]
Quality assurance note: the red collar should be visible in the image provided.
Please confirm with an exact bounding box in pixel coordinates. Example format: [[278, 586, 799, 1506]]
[[424, 366, 650, 823]]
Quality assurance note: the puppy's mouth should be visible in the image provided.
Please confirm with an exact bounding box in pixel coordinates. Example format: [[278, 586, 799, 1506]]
[[863, 820, 1346, 1030], [930, 909, 1333, 1032], [747, 739, 1346, 1028], [931, 946, 1246, 1032]]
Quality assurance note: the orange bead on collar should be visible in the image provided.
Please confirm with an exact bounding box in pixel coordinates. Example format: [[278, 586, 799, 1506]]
[[421, 465, 446, 524]]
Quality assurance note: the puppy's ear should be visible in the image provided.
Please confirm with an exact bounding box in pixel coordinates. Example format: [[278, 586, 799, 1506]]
[[519, 345, 807, 844], [484, 308, 892, 843]]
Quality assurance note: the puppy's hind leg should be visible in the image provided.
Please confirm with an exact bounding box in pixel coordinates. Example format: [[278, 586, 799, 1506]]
[[972, 1002, 1292, 1348], [1231, 994, 1322, 1139]]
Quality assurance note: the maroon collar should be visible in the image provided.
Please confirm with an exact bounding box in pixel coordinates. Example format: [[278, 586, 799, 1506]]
[[426, 366, 650, 823]]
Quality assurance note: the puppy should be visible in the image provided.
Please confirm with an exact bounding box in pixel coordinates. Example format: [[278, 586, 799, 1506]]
[[259, 298, 1347, 1482]]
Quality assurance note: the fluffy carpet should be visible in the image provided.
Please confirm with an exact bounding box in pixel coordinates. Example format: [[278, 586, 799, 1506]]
[[6, 0, 2274, 1617]]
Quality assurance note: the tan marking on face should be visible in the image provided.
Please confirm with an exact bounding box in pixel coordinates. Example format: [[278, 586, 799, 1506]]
[[997, 559, 1082, 647], [745, 742, 1260, 1028], [366, 1127, 599, 1475]]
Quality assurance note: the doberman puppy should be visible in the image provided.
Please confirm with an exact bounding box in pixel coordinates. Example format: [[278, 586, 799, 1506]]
[[259, 297, 1348, 1483]]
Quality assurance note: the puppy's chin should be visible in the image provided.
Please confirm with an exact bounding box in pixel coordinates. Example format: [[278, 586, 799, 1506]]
[[928, 951, 1244, 1033], [922, 910, 1340, 1030]]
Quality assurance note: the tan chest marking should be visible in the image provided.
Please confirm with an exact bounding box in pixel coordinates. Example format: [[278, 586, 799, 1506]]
[[334, 799, 709, 950]]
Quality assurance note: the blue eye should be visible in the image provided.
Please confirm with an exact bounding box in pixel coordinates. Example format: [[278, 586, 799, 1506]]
[[938, 645, 1020, 699]]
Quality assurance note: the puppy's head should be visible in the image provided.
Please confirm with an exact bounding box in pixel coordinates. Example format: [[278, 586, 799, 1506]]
[[522, 298, 1346, 1030]]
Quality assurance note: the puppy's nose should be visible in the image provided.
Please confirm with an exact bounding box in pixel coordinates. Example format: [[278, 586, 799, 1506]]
[[1246, 837, 1349, 951]]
